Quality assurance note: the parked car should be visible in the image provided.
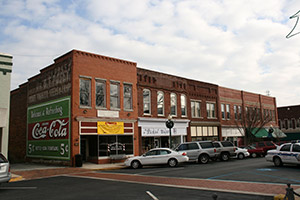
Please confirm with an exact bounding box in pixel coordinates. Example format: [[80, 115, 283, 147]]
[[124, 148, 189, 169], [233, 147, 250, 159], [243, 145, 264, 158], [251, 141, 276, 155], [265, 141, 300, 167], [175, 141, 216, 164], [213, 141, 236, 161], [0, 153, 11, 185]]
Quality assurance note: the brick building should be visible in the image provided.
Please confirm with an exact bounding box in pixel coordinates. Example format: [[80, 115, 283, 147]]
[[9, 49, 278, 165], [278, 105, 300, 140], [219, 87, 278, 146]]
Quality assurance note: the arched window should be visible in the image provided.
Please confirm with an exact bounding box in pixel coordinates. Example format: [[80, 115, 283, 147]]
[[170, 93, 177, 116], [181, 94, 187, 117], [143, 89, 151, 114], [157, 91, 164, 116]]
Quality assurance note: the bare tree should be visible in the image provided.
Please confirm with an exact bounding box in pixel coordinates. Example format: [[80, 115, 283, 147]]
[[235, 105, 273, 145]]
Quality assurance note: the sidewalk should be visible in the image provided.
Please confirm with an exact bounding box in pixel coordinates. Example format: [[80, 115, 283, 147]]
[[10, 162, 125, 182]]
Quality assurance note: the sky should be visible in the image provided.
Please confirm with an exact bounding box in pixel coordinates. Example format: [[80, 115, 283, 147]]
[[1, 0, 300, 107]]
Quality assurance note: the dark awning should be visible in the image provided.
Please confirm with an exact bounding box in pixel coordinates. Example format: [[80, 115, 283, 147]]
[[251, 127, 286, 138]]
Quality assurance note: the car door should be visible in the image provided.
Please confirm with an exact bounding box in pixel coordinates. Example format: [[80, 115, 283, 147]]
[[213, 142, 222, 157], [140, 150, 159, 165], [156, 150, 171, 164], [279, 144, 292, 163], [291, 144, 300, 164], [186, 143, 200, 160]]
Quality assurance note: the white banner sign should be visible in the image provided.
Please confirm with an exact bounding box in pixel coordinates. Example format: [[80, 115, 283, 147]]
[[142, 127, 183, 137]]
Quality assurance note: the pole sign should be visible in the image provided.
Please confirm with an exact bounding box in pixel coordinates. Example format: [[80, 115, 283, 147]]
[[27, 96, 71, 160]]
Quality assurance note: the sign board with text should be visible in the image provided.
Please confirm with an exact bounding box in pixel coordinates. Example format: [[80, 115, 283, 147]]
[[27, 97, 71, 160]]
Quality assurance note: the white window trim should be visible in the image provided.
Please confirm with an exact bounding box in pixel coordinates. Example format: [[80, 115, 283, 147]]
[[181, 94, 187, 117], [170, 93, 177, 117], [191, 99, 202, 118], [157, 91, 164, 116], [143, 89, 151, 115]]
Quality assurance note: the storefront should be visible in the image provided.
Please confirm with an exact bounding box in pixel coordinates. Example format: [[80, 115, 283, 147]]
[[221, 127, 244, 146], [138, 117, 189, 153], [190, 121, 220, 141], [79, 119, 135, 164]]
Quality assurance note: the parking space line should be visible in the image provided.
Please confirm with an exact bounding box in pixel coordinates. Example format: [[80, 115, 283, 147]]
[[134, 167, 185, 175], [146, 191, 159, 200], [0, 187, 37, 190]]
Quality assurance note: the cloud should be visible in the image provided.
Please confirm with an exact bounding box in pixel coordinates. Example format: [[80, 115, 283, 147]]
[[1, 0, 300, 106]]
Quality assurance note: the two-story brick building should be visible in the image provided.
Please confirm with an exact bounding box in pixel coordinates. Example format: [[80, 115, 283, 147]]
[[278, 105, 300, 141], [9, 49, 278, 165]]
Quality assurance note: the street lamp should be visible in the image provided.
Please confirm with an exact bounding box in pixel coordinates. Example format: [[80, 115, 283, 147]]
[[165, 114, 174, 148]]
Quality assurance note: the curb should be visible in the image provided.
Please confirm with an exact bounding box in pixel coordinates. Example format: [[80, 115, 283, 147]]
[[9, 176, 23, 182]]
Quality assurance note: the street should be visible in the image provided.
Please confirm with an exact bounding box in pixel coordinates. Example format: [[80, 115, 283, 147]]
[[1, 157, 300, 200]]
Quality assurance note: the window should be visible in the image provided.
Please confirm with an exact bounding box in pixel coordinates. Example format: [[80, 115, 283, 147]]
[[238, 106, 242, 120], [191, 101, 201, 118], [95, 79, 106, 108], [199, 142, 214, 149], [221, 141, 234, 147], [110, 82, 120, 109], [226, 104, 230, 119], [181, 94, 187, 117], [206, 102, 216, 118], [157, 91, 164, 116], [188, 143, 199, 150], [124, 83, 132, 110], [170, 93, 177, 116], [292, 145, 300, 152], [280, 144, 291, 152], [234, 105, 238, 120], [80, 78, 91, 107], [221, 104, 225, 120], [143, 89, 151, 114]]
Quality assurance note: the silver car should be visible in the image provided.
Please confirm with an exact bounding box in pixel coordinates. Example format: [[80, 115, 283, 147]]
[[0, 153, 11, 185], [124, 148, 189, 169]]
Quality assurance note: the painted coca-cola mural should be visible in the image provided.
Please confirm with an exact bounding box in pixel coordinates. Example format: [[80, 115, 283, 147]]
[[27, 96, 70, 160]]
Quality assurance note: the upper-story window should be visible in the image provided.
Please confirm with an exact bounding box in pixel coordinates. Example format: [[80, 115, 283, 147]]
[[226, 104, 230, 119], [234, 105, 238, 120], [221, 104, 225, 120], [157, 91, 164, 116], [181, 94, 187, 117], [95, 79, 106, 108], [206, 102, 216, 118], [143, 89, 151, 115], [124, 83, 133, 110], [170, 93, 177, 116], [110, 81, 120, 109], [238, 106, 242, 120], [191, 100, 201, 118], [80, 77, 91, 107]]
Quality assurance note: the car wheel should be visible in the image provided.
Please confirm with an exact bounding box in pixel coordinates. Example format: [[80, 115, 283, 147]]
[[273, 157, 283, 167], [251, 153, 257, 158], [168, 158, 178, 167], [131, 160, 141, 169], [199, 154, 209, 164], [221, 152, 230, 161], [238, 153, 245, 160]]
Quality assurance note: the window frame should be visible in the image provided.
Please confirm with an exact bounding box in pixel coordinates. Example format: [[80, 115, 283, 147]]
[[206, 102, 216, 118], [143, 89, 151, 115], [191, 100, 201, 118], [221, 104, 225, 120], [226, 104, 230, 120], [170, 93, 177, 116], [157, 91, 164, 116], [123, 83, 133, 111], [110, 81, 120, 110], [181, 94, 187, 117], [79, 77, 92, 108], [95, 78, 106, 109]]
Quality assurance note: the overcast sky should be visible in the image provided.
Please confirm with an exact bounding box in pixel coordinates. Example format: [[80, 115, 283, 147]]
[[1, 0, 300, 107]]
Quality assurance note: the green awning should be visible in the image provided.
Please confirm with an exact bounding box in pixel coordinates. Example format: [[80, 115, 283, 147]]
[[251, 128, 269, 138], [250, 127, 287, 138]]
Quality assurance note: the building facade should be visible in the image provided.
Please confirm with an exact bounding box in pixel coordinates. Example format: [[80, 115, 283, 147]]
[[219, 87, 278, 146], [0, 53, 12, 157], [9, 50, 278, 165], [278, 105, 300, 140]]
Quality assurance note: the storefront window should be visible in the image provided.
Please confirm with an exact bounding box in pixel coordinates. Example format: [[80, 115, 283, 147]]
[[98, 135, 133, 156]]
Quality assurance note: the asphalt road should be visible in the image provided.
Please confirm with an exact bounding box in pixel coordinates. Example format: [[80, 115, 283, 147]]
[[0, 176, 272, 200], [105, 157, 300, 185]]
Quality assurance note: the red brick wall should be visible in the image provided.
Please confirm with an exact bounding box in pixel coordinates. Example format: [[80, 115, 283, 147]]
[[9, 84, 28, 163]]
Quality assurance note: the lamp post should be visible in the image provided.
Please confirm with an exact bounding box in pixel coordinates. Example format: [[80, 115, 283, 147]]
[[165, 114, 174, 148]]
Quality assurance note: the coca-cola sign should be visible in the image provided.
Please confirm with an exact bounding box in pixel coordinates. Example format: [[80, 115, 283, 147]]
[[28, 118, 69, 140], [27, 97, 70, 160]]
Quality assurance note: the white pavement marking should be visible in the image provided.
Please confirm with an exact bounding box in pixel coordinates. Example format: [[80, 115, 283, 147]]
[[146, 191, 159, 200], [0, 187, 37, 190], [135, 167, 185, 175]]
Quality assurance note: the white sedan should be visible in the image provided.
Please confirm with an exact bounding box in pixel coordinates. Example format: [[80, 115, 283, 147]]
[[234, 147, 250, 159], [124, 148, 189, 169], [0, 153, 11, 185], [265, 142, 300, 167]]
